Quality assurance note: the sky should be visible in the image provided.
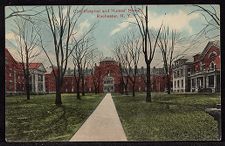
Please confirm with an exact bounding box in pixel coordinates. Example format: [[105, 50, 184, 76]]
[[5, 5, 220, 69]]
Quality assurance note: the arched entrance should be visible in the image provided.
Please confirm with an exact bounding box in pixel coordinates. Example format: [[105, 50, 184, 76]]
[[103, 73, 114, 93]]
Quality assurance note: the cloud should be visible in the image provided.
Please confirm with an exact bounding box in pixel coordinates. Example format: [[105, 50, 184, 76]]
[[5, 32, 16, 41], [148, 10, 200, 33], [110, 10, 200, 36], [79, 19, 90, 31], [76, 19, 91, 38], [110, 17, 135, 36], [110, 22, 129, 36]]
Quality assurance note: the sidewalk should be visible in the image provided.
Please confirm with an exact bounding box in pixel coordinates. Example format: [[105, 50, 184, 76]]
[[70, 93, 127, 141]]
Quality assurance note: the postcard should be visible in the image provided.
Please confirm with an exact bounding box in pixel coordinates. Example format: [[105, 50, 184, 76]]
[[4, 4, 221, 142]]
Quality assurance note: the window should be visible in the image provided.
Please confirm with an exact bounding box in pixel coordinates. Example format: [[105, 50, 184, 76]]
[[174, 71, 176, 78], [180, 69, 183, 77], [202, 64, 205, 71], [177, 70, 180, 77], [210, 62, 215, 70], [29, 75, 32, 82], [208, 75, 214, 87], [181, 80, 183, 88], [174, 81, 176, 88], [192, 79, 195, 87], [177, 80, 180, 88], [209, 52, 216, 60], [38, 75, 43, 81]]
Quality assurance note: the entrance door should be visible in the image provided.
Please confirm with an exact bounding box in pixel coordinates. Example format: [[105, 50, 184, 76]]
[[103, 74, 114, 93]]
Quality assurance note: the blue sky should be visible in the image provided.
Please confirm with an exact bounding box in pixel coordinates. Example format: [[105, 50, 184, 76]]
[[5, 5, 220, 68]]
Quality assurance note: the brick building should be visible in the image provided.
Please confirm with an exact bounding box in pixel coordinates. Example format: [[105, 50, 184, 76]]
[[5, 48, 168, 94], [45, 57, 168, 93], [172, 41, 221, 93], [5, 48, 46, 95]]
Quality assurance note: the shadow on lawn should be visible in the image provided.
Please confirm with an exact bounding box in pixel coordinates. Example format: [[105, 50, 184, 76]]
[[33, 105, 68, 140], [154, 100, 213, 111]]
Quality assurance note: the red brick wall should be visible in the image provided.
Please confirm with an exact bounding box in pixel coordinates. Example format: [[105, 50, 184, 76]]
[[45, 72, 56, 93], [5, 49, 18, 93], [193, 45, 220, 72], [45, 60, 167, 93]]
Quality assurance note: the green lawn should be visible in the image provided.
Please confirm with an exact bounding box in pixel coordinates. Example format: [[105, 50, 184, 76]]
[[5, 93, 104, 142], [112, 93, 221, 141]]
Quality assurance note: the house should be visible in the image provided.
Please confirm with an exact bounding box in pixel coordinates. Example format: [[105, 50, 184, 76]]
[[172, 56, 193, 92], [5, 48, 46, 95], [189, 41, 220, 93], [172, 40, 221, 93]]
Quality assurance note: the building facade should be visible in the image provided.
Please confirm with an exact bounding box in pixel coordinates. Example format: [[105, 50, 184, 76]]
[[6, 48, 168, 94], [172, 41, 221, 93], [189, 41, 220, 92], [45, 57, 168, 93], [172, 56, 193, 92], [5, 48, 46, 95]]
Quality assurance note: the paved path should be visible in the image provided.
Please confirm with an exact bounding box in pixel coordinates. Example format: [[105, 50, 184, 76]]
[[70, 93, 127, 141]]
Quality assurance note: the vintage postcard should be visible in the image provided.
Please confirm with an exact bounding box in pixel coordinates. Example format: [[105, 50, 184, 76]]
[[5, 5, 221, 141]]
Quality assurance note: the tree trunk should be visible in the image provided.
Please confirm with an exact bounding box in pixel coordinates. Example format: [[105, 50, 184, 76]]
[[94, 86, 97, 94], [167, 74, 171, 94], [132, 83, 135, 97], [125, 82, 128, 95], [121, 80, 124, 94], [76, 78, 81, 100], [25, 73, 30, 100], [81, 75, 85, 96], [55, 79, 62, 105], [146, 63, 151, 102], [25, 55, 30, 100]]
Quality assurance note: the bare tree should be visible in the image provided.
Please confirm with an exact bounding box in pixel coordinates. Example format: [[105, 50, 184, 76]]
[[113, 32, 141, 96], [189, 5, 220, 40], [14, 18, 40, 100], [81, 39, 95, 96], [5, 6, 45, 21], [113, 37, 129, 95], [130, 6, 162, 102], [38, 6, 88, 105], [88, 50, 104, 94], [124, 32, 141, 97], [72, 37, 95, 99], [158, 27, 179, 94]]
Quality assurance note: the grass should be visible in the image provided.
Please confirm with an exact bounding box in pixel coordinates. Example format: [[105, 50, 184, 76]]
[[112, 92, 221, 141], [5, 93, 104, 142]]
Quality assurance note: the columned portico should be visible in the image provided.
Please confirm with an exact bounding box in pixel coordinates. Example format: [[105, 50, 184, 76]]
[[29, 64, 47, 94], [43, 75, 46, 92], [190, 70, 220, 93]]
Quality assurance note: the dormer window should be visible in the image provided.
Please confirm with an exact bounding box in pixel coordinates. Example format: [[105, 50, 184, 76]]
[[210, 62, 216, 70], [208, 52, 217, 61]]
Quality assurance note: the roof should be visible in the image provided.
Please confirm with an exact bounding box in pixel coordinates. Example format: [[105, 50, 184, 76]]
[[174, 55, 194, 64], [17, 62, 46, 72], [181, 55, 194, 63], [200, 40, 220, 60], [101, 57, 115, 62], [122, 67, 165, 76], [29, 63, 42, 69], [5, 48, 17, 64]]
